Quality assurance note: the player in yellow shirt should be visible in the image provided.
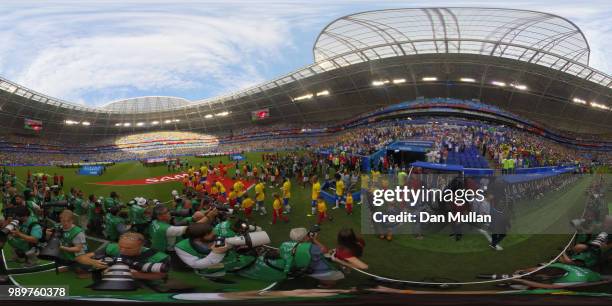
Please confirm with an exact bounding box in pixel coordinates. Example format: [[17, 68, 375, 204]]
[[309, 175, 321, 217], [333, 174, 345, 210], [210, 184, 219, 197], [346, 192, 354, 215], [316, 196, 328, 224], [228, 190, 237, 209], [282, 177, 291, 213], [254, 179, 267, 215], [271, 193, 289, 224], [200, 165, 209, 182], [241, 195, 254, 218], [233, 180, 245, 203], [215, 181, 226, 197]]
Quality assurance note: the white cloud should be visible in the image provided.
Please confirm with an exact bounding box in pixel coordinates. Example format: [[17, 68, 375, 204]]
[[0, 0, 609, 107]]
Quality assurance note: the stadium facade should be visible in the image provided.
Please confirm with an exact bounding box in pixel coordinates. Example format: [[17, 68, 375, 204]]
[[0, 7, 610, 139]]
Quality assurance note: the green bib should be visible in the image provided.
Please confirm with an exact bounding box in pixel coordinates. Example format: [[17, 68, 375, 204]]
[[129, 205, 148, 225], [60, 226, 87, 261], [8, 216, 40, 252], [104, 214, 124, 241], [149, 220, 171, 251], [279, 241, 312, 273], [548, 263, 602, 284], [213, 221, 237, 238]]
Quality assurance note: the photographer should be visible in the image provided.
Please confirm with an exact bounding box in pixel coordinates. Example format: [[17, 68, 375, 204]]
[[148, 205, 215, 254], [279, 227, 344, 288], [175, 223, 232, 274], [46, 210, 89, 277], [103, 191, 121, 213], [128, 197, 151, 234], [103, 206, 130, 242], [6, 205, 42, 267], [48, 186, 66, 221], [78, 232, 169, 281]]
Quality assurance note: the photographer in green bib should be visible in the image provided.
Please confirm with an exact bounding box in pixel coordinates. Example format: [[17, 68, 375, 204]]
[[104, 206, 131, 242], [23, 188, 40, 217], [6, 204, 42, 267], [103, 191, 122, 213], [78, 232, 170, 282], [45, 210, 89, 278], [148, 204, 215, 270], [128, 197, 152, 235], [48, 185, 67, 221], [238, 226, 344, 286]]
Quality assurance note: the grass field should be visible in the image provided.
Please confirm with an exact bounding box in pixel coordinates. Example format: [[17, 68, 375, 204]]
[[3, 151, 608, 296]]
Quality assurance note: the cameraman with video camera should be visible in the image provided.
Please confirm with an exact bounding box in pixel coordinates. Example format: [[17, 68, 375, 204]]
[[78, 232, 169, 281], [5, 205, 42, 267]]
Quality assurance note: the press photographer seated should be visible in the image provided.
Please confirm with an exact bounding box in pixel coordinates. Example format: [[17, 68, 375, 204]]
[[174, 223, 231, 272], [77, 232, 169, 281], [279, 227, 344, 288], [45, 209, 89, 277], [6, 205, 41, 267]]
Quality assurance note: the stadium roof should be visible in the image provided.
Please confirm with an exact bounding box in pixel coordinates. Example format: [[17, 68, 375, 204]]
[[0, 7, 610, 137], [101, 96, 191, 113], [314, 8, 590, 68]]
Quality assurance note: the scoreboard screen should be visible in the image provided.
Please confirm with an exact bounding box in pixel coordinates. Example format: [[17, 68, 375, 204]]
[[251, 108, 270, 121], [24, 118, 43, 131]]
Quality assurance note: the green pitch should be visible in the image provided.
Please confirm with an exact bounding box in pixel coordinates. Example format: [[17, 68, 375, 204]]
[[3, 152, 599, 295]]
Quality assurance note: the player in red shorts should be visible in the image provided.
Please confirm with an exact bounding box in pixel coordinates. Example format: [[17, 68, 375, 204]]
[[346, 193, 354, 215], [316, 196, 329, 224], [271, 193, 289, 224]]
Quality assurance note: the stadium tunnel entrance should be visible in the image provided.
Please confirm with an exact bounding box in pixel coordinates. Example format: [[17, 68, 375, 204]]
[[385, 141, 432, 168]]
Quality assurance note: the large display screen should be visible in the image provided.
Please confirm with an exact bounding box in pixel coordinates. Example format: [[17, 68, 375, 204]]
[[251, 108, 269, 121], [24, 118, 43, 131]]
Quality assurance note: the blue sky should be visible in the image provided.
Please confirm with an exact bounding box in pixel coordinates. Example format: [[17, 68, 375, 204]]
[[0, 0, 610, 107]]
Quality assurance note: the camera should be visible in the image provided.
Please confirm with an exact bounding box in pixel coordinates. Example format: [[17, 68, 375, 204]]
[[224, 231, 270, 248], [214, 236, 226, 247], [308, 224, 321, 238], [39, 226, 63, 261], [589, 232, 609, 248], [0, 219, 19, 242]]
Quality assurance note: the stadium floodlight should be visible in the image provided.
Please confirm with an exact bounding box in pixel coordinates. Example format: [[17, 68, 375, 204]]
[[316, 90, 330, 96], [590, 102, 610, 110], [422, 77, 437, 81], [136, 122, 145, 126], [392, 78, 406, 84], [173, 119, 181, 122], [123, 123, 131, 127], [64, 120, 80, 125], [572, 97, 587, 104], [460, 78, 476, 82], [372, 80, 390, 86], [215, 111, 230, 117], [510, 83, 528, 90], [151, 121, 159, 125], [491, 81, 507, 87], [204, 114, 213, 119], [293, 93, 314, 101], [81, 121, 91, 126], [114, 123, 122, 127], [164, 119, 172, 124]]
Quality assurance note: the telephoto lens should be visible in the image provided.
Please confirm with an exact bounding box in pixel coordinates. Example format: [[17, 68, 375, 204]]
[[131, 261, 169, 273], [0, 220, 19, 242]]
